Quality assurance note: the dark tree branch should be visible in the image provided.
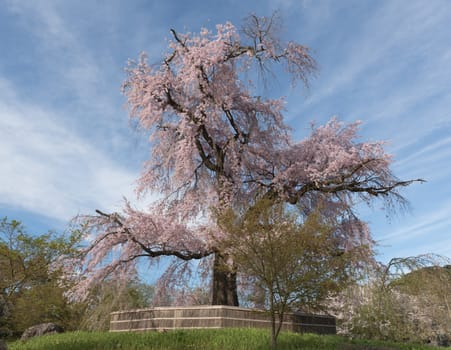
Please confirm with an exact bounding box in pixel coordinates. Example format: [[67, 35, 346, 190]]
[[95, 210, 213, 261], [285, 178, 425, 205]]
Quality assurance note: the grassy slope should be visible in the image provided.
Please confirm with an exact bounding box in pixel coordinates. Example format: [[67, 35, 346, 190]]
[[8, 329, 451, 350]]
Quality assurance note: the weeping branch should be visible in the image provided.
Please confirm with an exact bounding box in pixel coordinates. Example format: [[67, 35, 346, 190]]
[[95, 210, 214, 261]]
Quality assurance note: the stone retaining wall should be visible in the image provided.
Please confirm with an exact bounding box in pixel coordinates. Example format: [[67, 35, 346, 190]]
[[110, 305, 336, 334]]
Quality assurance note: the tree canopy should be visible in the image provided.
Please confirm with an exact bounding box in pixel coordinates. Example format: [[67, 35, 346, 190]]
[[217, 198, 372, 348], [0, 218, 82, 336], [333, 254, 450, 346], [61, 14, 421, 305]]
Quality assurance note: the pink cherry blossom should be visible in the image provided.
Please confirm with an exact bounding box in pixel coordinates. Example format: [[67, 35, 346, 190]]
[[62, 16, 421, 304]]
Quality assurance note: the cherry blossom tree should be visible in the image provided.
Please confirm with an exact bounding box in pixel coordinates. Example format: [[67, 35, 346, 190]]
[[62, 14, 421, 306]]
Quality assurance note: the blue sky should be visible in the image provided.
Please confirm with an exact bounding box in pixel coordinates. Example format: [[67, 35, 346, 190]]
[[1, 0, 450, 264]]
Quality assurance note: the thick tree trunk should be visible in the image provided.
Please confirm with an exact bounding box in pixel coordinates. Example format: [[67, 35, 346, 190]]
[[211, 253, 239, 306]]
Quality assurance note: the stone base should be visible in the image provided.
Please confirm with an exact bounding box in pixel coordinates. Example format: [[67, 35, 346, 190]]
[[110, 305, 336, 334]]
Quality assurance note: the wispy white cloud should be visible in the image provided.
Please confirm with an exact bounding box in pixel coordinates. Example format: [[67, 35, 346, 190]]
[[390, 134, 451, 183], [286, 1, 451, 139], [372, 200, 451, 262], [401, 237, 451, 258], [0, 77, 137, 222], [378, 200, 451, 243], [305, 1, 449, 106], [5, 1, 97, 81], [1, 1, 151, 224], [396, 137, 451, 167], [4, 0, 123, 125], [381, 234, 451, 262]]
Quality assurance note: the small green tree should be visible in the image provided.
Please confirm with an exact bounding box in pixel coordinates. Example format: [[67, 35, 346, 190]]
[[217, 199, 371, 349]]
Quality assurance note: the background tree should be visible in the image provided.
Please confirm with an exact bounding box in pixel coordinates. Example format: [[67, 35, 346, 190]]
[[0, 295, 11, 339], [10, 278, 83, 334], [79, 279, 154, 331], [62, 14, 421, 306], [217, 198, 372, 349], [1, 218, 155, 336], [392, 263, 450, 345], [0, 218, 82, 336], [332, 254, 450, 346]]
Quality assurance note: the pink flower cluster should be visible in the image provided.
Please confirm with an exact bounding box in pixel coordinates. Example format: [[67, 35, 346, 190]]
[[62, 19, 410, 302]]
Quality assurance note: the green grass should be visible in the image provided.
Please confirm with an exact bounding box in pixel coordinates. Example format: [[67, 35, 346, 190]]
[[7, 329, 450, 350]]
